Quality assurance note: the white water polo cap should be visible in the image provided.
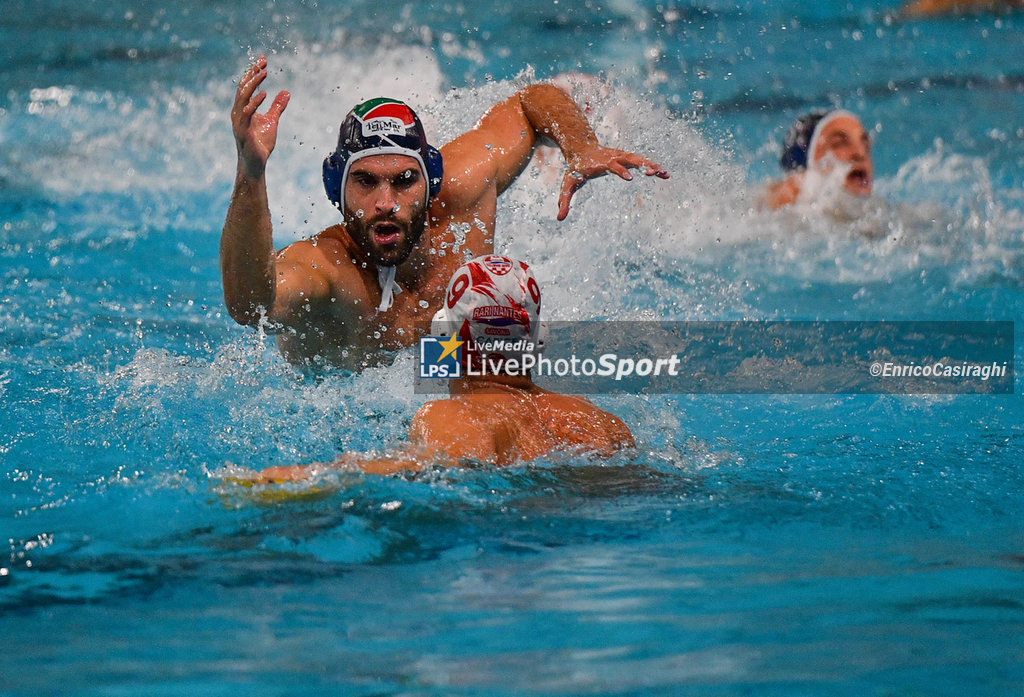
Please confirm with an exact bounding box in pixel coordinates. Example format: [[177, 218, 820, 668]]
[[431, 255, 547, 360]]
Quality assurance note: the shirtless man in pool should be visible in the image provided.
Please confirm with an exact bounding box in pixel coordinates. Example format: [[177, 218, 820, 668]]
[[251, 255, 634, 481], [220, 56, 669, 368], [762, 109, 873, 209]]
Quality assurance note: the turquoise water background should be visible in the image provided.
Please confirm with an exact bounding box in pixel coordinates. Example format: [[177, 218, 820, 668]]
[[2, 1, 1023, 695]]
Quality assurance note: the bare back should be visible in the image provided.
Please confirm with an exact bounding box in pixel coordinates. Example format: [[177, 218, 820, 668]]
[[411, 387, 634, 466], [253, 387, 634, 483]]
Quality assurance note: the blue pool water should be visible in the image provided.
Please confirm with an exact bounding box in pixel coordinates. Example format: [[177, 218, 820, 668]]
[[3, 1, 1024, 694]]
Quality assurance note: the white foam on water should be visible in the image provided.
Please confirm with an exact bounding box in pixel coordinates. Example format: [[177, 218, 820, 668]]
[[25, 39, 1018, 482], [100, 336, 426, 474], [14, 35, 1022, 314]]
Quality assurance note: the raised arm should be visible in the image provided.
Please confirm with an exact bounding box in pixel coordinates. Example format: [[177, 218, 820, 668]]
[[440, 82, 668, 224], [220, 56, 291, 325], [519, 83, 670, 219]]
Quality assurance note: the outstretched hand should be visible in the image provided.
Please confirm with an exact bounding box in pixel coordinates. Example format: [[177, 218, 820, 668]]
[[231, 55, 290, 179], [557, 147, 669, 220]]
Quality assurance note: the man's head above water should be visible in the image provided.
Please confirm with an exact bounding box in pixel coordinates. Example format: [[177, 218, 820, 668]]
[[222, 55, 669, 367], [322, 98, 443, 267], [780, 109, 873, 197], [339, 152, 429, 268]]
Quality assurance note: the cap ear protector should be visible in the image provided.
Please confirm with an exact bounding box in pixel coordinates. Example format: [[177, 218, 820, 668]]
[[322, 97, 443, 210], [430, 256, 548, 368], [429, 305, 451, 337], [780, 108, 862, 173], [322, 152, 343, 207], [431, 305, 548, 352], [425, 146, 443, 199], [780, 109, 829, 172]]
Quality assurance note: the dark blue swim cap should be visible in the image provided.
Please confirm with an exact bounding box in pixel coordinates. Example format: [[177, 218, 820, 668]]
[[780, 109, 831, 172], [322, 97, 443, 209]]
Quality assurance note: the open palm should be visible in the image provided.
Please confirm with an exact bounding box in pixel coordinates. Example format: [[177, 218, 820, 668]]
[[231, 56, 290, 179]]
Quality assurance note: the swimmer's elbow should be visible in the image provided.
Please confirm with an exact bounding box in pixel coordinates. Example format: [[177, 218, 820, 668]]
[[221, 264, 277, 326], [224, 299, 254, 326], [224, 295, 271, 327]]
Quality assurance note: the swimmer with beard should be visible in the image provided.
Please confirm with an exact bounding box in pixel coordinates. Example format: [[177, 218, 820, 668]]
[[220, 56, 669, 368]]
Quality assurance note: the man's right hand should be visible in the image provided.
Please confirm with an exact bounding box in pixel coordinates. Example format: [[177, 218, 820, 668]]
[[231, 55, 290, 179]]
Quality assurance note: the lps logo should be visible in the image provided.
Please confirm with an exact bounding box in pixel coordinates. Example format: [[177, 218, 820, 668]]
[[418, 334, 463, 379]]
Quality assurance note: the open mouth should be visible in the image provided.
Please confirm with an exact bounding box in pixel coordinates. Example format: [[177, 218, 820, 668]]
[[372, 223, 402, 246], [845, 167, 871, 194]]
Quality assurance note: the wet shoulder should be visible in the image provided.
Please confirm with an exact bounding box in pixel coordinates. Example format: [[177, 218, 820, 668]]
[[411, 398, 503, 463], [534, 393, 634, 452], [276, 227, 371, 300], [274, 228, 354, 274]]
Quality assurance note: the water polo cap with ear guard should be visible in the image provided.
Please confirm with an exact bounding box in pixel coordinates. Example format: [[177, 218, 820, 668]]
[[322, 97, 443, 210], [780, 109, 831, 172], [431, 255, 548, 360]]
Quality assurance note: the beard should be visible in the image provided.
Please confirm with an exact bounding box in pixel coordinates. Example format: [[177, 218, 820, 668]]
[[344, 205, 428, 268]]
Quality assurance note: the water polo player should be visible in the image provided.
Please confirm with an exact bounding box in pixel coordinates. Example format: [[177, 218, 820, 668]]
[[220, 55, 669, 368], [762, 108, 873, 209], [250, 255, 634, 480]]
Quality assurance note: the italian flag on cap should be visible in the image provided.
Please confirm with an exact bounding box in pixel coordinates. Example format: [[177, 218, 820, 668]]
[[354, 97, 416, 126]]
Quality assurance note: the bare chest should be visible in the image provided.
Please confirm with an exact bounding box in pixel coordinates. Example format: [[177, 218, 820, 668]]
[[277, 265, 444, 367]]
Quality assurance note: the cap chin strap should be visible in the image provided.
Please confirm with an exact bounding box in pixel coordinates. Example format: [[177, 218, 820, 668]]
[[377, 265, 402, 312]]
